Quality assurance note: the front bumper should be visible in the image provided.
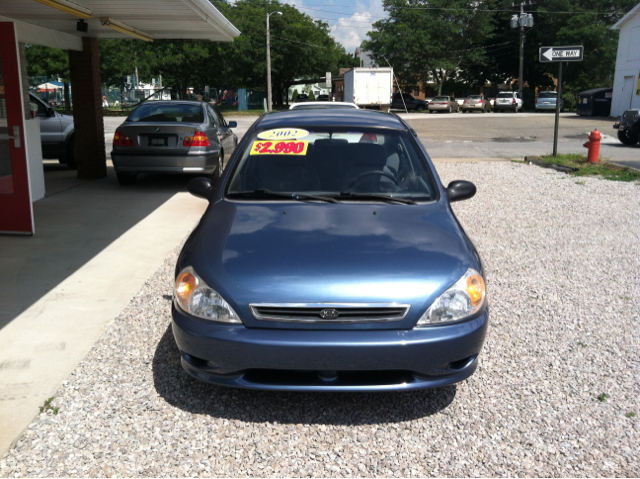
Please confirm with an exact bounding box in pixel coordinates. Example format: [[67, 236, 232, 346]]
[[111, 150, 218, 174], [172, 304, 489, 391]]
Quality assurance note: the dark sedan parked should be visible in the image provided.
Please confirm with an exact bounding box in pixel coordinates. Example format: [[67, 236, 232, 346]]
[[111, 101, 237, 185], [172, 109, 489, 391], [613, 109, 639, 145], [391, 93, 429, 111]]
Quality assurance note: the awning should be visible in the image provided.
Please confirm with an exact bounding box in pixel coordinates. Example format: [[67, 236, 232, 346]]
[[0, 0, 240, 45]]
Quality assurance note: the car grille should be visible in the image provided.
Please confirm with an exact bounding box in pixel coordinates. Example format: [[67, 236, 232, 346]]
[[248, 303, 411, 323]]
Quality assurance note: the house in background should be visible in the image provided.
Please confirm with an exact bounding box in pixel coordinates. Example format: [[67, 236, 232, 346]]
[[611, 3, 640, 117]]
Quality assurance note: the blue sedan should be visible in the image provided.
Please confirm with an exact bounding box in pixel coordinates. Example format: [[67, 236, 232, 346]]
[[172, 109, 488, 391]]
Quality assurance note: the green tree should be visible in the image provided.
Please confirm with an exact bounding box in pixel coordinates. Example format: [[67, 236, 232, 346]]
[[24, 44, 71, 109], [363, 0, 495, 95], [465, 0, 636, 96]]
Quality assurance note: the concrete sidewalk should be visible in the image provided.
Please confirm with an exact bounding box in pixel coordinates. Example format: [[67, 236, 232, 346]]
[[0, 166, 207, 456]]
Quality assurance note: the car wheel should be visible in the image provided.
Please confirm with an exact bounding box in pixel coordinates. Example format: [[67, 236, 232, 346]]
[[65, 136, 77, 170], [448, 106, 452, 113], [116, 172, 137, 185], [416, 105, 425, 112], [514, 107, 519, 113], [618, 130, 640, 145]]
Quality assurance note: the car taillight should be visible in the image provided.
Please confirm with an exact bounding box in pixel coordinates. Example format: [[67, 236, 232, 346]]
[[464, 100, 467, 103], [113, 130, 133, 146], [478, 100, 483, 104], [183, 131, 210, 147], [512, 98, 516, 104], [429, 102, 434, 105]]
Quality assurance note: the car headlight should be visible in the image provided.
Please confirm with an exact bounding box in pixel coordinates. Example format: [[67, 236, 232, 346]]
[[416, 268, 486, 326], [174, 266, 241, 323]]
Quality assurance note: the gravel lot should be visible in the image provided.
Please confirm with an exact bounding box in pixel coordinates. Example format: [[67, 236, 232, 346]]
[[1, 162, 639, 477]]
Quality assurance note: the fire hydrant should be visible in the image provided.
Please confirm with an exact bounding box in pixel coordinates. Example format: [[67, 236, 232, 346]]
[[583, 130, 601, 163]]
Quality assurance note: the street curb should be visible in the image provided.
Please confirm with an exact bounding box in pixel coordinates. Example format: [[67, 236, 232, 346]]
[[431, 158, 514, 163]]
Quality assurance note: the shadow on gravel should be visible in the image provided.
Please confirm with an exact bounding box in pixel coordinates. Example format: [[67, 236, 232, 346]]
[[152, 325, 456, 425]]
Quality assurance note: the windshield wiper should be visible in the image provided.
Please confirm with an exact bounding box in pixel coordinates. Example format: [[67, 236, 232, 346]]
[[228, 189, 340, 204], [333, 192, 418, 205]]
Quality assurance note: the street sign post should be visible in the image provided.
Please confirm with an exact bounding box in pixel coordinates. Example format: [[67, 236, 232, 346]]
[[325, 71, 331, 89], [539, 46, 584, 156]]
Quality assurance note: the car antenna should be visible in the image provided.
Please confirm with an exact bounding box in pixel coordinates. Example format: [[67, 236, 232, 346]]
[[383, 56, 414, 129]]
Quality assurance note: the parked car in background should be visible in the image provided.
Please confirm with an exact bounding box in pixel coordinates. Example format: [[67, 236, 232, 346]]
[[29, 93, 76, 169], [111, 101, 237, 185], [613, 109, 640, 145], [316, 94, 330, 101], [294, 93, 310, 103], [494, 92, 523, 113], [461, 95, 491, 113], [428, 96, 459, 113], [535, 91, 564, 112], [172, 108, 488, 391], [290, 102, 359, 110], [391, 93, 429, 111]]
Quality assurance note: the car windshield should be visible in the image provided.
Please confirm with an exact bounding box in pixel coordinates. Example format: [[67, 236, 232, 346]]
[[537, 92, 557, 99], [432, 97, 449, 101], [226, 127, 437, 202], [127, 103, 204, 123], [496, 93, 513, 98], [468, 96, 483, 100]]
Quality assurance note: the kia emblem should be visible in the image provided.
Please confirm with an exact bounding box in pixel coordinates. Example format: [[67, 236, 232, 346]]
[[319, 309, 339, 319]]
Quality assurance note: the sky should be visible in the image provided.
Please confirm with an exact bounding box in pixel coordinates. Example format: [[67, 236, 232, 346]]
[[280, 0, 388, 52]]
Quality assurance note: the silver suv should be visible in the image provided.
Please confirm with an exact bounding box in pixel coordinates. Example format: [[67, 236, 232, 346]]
[[494, 91, 524, 113], [29, 93, 76, 169]]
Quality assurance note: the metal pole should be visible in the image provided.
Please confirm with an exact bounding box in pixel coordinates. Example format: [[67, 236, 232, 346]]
[[552, 61, 563, 157], [266, 13, 272, 112], [518, 1, 524, 99]]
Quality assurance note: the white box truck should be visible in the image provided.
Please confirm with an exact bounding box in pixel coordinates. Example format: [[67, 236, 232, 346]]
[[344, 67, 393, 111]]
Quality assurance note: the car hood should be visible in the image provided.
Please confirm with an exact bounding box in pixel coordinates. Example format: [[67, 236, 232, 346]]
[[182, 201, 480, 329]]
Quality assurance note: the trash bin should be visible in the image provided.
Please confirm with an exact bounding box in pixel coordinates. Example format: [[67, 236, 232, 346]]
[[577, 87, 613, 117]]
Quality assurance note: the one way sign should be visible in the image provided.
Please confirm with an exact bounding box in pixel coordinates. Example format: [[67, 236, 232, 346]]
[[539, 46, 584, 62]]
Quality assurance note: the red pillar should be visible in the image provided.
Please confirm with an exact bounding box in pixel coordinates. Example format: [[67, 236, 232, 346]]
[[68, 37, 106, 179]]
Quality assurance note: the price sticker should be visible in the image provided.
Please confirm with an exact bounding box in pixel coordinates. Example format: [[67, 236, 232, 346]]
[[250, 140, 309, 156]]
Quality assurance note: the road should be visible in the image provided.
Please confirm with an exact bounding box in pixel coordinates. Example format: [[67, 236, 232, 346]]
[[396, 111, 640, 167], [104, 112, 639, 168]]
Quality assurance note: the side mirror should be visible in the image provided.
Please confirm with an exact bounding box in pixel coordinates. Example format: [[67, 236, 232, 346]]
[[47, 107, 55, 117], [187, 177, 214, 201], [228, 121, 237, 128], [445, 180, 476, 203]]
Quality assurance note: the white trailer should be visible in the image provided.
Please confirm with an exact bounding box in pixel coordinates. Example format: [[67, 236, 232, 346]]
[[344, 67, 393, 111]]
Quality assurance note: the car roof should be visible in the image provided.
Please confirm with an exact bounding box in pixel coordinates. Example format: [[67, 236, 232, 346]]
[[134, 100, 206, 107], [289, 101, 358, 110], [257, 109, 408, 130]]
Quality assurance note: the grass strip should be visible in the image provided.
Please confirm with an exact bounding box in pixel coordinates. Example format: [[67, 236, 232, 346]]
[[532, 154, 640, 182]]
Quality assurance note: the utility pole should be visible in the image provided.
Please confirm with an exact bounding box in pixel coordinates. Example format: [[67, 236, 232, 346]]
[[518, 1, 524, 99], [511, 5, 533, 99], [266, 11, 282, 112]]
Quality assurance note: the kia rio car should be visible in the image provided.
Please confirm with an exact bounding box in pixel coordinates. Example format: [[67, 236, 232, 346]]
[[172, 109, 488, 391]]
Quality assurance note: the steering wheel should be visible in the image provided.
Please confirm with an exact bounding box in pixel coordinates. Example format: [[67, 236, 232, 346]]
[[347, 170, 400, 189]]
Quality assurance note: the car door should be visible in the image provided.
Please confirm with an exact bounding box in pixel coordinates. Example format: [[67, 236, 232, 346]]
[[205, 105, 224, 155], [403, 94, 416, 110], [391, 94, 402, 109], [212, 106, 234, 154], [30, 94, 62, 156]]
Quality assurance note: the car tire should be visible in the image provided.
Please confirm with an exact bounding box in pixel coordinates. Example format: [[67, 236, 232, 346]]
[[514, 107, 519, 113], [618, 130, 640, 145], [448, 106, 452, 113], [116, 172, 137, 185], [65, 136, 77, 170], [416, 105, 425, 112]]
